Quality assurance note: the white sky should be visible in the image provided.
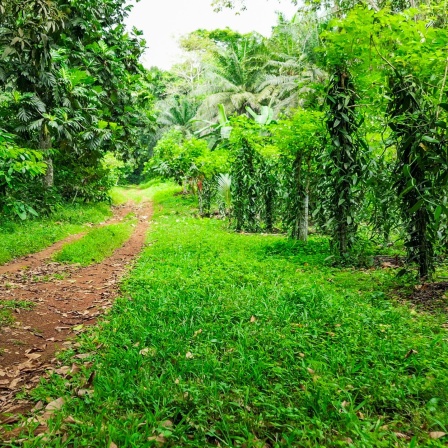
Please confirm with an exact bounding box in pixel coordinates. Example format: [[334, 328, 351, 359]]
[[125, 0, 299, 69]]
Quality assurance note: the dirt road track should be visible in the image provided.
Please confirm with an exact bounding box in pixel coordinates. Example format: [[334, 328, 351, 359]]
[[0, 201, 152, 415]]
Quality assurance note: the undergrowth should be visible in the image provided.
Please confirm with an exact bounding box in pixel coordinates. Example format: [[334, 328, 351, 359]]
[[6, 185, 448, 447]]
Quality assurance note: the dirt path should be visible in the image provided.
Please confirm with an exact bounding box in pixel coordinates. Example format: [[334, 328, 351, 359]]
[[0, 201, 152, 415]]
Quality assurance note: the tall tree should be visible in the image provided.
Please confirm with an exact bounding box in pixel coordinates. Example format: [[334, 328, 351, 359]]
[[0, 0, 147, 194], [195, 34, 272, 121]]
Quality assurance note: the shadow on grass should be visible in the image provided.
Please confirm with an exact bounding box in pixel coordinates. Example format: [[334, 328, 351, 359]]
[[263, 237, 331, 261]]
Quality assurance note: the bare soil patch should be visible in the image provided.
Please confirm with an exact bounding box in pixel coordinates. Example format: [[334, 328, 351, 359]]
[[0, 202, 152, 416], [405, 281, 448, 313]]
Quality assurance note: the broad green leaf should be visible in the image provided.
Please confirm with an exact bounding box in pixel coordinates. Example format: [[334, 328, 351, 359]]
[[408, 199, 423, 214]]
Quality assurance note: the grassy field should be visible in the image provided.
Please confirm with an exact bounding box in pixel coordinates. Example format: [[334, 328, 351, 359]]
[[7, 185, 448, 447], [53, 215, 137, 266], [0, 203, 112, 265], [109, 179, 173, 205]]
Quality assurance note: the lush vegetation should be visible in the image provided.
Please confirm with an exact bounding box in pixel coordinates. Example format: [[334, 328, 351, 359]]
[[2, 0, 447, 278], [53, 216, 136, 266], [141, 1, 448, 280], [0, 0, 154, 218], [1, 0, 448, 446], [11, 186, 447, 447], [0, 203, 111, 264]]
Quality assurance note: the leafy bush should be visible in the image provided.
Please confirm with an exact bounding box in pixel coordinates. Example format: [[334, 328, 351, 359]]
[[0, 129, 47, 219], [146, 131, 230, 215]]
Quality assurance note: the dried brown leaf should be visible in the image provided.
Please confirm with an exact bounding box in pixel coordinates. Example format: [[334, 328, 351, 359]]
[[74, 353, 92, 359], [31, 401, 44, 412], [394, 432, 410, 440], [429, 432, 446, 440], [148, 434, 167, 444], [76, 389, 94, 397], [1, 415, 20, 425], [45, 397, 65, 412], [9, 378, 21, 389], [55, 366, 71, 376]]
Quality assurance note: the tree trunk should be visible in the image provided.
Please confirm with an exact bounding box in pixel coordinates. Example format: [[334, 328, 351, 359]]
[[298, 193, 309, 242], [388, 75, 434, 280], [40, 124, 53, 188], [326, 68, 360, 257]]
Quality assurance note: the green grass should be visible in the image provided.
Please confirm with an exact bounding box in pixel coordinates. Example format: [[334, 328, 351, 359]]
[[0, 203, 112, 265], [8, 185, 448, 447], [0, 300, 35, 328], [110, 180, 176, 205], [53, 216, 136, 266]]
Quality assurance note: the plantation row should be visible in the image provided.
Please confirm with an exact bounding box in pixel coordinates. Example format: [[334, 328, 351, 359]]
[[1, 0, 447, 279]]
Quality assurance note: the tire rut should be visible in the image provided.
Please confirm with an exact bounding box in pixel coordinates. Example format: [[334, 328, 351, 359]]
[[0, 201, 152, 415]]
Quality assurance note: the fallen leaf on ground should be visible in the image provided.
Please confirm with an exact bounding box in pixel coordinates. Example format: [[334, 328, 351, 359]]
[[0, 415, 20, 424], [250, 316, 257, 323], [64, 416, 80, 424], [55, 366, 71, 376], [45, 397, 65, 412], [148, 434, 166, 444], [74, 353, 92, 359], [85, 371, 96, 387], [9, 378, 22, 389], [394, 432, 410, 440], [404, 349, 418, 359], [31, 401, 44, 412], [429, 432, 446, 439], [76, 389, 94, 397]]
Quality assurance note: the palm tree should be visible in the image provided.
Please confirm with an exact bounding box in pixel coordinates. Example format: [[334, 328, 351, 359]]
[[195, 34, 273, 121], [258, 11, 327, 115], [156, 96, 199, 137]]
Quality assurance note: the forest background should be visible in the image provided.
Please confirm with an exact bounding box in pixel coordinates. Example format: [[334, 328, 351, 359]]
[[1, 0, 448, 278]]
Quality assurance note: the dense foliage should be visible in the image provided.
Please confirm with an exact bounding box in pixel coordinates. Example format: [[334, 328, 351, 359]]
[[146, 1, 447, 279], [2, 1, 448, 446], [0, 0, 154, 215], [1, 0, 447, 280]]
